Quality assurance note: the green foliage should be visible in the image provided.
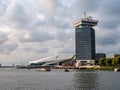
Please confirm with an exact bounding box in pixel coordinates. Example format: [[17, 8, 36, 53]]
[[115, 57, 120, 67], [105, 58, 113, 66], [99, 58, 105, 66], [88, 66, 114, 70], [112, 57, 120, 67], [99, 56, 120, 67], [112, 58, 117, 66], [98, 66, 114, 70]]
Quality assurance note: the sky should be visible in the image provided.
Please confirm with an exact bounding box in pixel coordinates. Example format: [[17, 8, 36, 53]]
[[0, 0, 120, 65]]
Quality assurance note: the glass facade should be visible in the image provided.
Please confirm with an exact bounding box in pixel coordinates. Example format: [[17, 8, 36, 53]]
[[75, 26, 95, 60]]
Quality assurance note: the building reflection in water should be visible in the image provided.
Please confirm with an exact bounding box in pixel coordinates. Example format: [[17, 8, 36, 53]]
[[73, 70, 99, 90]]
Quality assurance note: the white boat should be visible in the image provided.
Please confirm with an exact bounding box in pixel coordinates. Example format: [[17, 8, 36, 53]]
[[37, 68, 51, 72], [114, 68, 120, 72]]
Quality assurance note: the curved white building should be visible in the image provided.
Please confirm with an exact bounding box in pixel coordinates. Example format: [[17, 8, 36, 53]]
[[29, 54, 75, 66]]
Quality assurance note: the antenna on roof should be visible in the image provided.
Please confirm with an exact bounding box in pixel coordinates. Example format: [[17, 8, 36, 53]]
[[84, 11, 86, 18]]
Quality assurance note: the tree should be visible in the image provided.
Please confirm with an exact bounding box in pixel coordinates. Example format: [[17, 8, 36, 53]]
[[112, 57, 120, 67], [105, 58, 113, 66], [99, 58, 106, 66], [116, 57, 120, 67], [112, 58, 117, 66]]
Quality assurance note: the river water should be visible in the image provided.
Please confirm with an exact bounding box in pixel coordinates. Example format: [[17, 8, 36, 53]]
[[0, 68, 120, 90]]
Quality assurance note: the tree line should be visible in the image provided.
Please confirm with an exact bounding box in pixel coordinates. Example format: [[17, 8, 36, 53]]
[[99, 56, 120, 67]]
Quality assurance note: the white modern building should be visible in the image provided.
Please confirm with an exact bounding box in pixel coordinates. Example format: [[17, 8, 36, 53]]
[[29, 54, 76, 67]]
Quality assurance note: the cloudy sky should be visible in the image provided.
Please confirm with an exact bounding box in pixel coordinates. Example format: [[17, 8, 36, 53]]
[[0, 0, 120, 65]]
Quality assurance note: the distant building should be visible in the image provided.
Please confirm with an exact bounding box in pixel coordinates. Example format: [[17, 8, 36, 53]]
[[108, 54, 120, 58], [73, 16, 98, 67], [95, 53, 106, 64], [29, 54, 76, 68]]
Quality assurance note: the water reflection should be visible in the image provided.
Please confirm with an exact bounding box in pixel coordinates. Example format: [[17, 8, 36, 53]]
[[73, 70, 98, 90]]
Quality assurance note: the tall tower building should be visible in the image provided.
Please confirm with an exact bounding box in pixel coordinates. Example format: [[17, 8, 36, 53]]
[[73, 16, 98, 67]]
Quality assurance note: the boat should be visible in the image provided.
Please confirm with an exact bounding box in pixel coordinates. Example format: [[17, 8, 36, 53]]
[[114, 68, 120, 72], [37, 68, 51, 72], [64, 69, 69, 72]]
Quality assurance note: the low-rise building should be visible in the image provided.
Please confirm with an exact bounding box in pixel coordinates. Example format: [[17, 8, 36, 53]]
[[108, 54, 120, 58], [95, 53, 106, 64]]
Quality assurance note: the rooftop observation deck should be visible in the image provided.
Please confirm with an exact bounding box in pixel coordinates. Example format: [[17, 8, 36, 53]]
[[73, 16, 98, 27]]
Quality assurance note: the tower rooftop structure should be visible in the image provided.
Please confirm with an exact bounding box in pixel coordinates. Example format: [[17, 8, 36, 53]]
[[73, 16, 98, 27]]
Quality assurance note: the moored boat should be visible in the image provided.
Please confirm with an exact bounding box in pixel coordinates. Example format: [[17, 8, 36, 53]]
[[64, 69, 69, 72], [114, 68, 120, 72], [37, 68, 51, 72]]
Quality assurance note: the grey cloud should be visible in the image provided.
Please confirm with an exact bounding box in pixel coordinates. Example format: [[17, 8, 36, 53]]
[[20, 31, 55, 43], [10, 4, 30, 27], [98, 0, 120, 29], [59, 47, 74, 54], [2, 0, 71, 30], [70, 0, 104, 17], [57, 42, 75, 54], [34, 2, 72, 29], [36, 48, 49, 53], [101, 0, 120, 17], [75, 0, 101, 11], [23, 47, 49, 54], [34, 14, 72, 30], [0, 31, 18, 54], [50, 18, 72, 29], [4, 42, 19, 51], [56, 30, 74, 41], [94, 0, 120, 48], [100, 19, 120, 29], [37, 0, 60, 13], [97, 36, 118, 46], [0, 32, 8, 44], [0, 0, 11, 16], [0, 1, 6, 16], [0, 42, 19, 54], [35, 20, 45, 27], [96, 29, 120, 46], [23, 47, 35, 52], [4, 2, 31, 29]]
